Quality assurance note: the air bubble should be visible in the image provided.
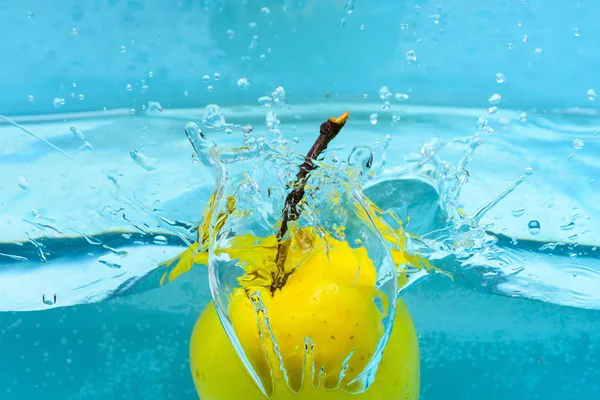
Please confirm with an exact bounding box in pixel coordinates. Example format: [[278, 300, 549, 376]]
[[203, 75, 210, 83], [242, 124, 254, 137], [587, 89, 596, 100], [524, 167, 534, 175], [370, 113, 378, 125], [574, 28, 580, 37], [28, 95, 34, 102], [405, 50, 417, 63], [130, 150, 157, 171], [78, 94, 84, 100], [202, 104, 226, 129], [237, 77, 250, 89], [120, 45, 126, 53], [17, 177, 29, 190], [266, 111, 280, 131], [129, 108, 136, 115], [519, 112, 528, 122], [72, 28, 78, 36], [522, 34, 528, 42], [148, 71, 154, 78], [184, 91, 189, 97], [395, 93, 409, 101], [207, 85, 213, 92], [126, 84, 132, 91], [573, 139, 584, 149], [226, 29, 235, 39], [528, 220, 541, 236], [488, 93, 502, 105], [261, 7, 271, 14], [378, 86, 392, 100], [70, 127, 85, 141], [213, 73, 220, 80], [53, 98, 65, 109], [249, 22, 257, 30], [153, 235, 168, 245], [495, 73, 505, 83]]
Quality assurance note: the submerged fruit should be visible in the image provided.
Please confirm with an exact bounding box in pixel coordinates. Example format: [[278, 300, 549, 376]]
[[189, 229, 419, 399]]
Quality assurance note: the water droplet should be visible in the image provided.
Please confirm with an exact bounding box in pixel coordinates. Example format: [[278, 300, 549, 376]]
[[522, 34, 528, 42], [226, 29, 235, 39], [237, 77, 250, 89], [202, 75, 210, 83], [261, 7, 271, 14], [17, 177, 29, 190], [202, 104, 226, 129], [126, 84, 132, 91], [258, 96, 272, 107], [153, 235, 168, 245], [129, 150, 157, 171], [488, 93, 502, 105], [213, 72, 220, 80], [249, 22, 257, 30], [379, 86, 392, 100], [120, 45, 126, 53], [207, 85, 213, 92], [405, 50, 417, 63], [528, 220, 541, 236], [573, 271, 578, 277], [524, 167, 534, 175], [495, 73, 505, 83], [98, 259, 122, 269], [266, 111, 280, 131], [561, 222, 575, 231], [129, 108, 136, 115], [574, 28, 580, 37], [512, 209, 525, 217], [71, 28, 78, 36], [587, 89, 596, 100], [242, 124, 254, 137], [519, 112, 528, 122], [369, 113, 378, 125], [573, 138, 584, 149], [78, 94, 84, 100], [70, 127, 85, 141], [42, 294, 57, 306], [148, 71, 154, 78], [395, 93, 409, 101], [348, 146, 373, 173], [292, 136, 299, 144]]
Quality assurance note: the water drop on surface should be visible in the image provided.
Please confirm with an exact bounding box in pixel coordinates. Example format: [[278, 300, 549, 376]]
[[370, 113, 378, 125], [587, 89, 596, 100], [237, 77, 250, 89], [202, 75, 210, 83], [17, 177, 29, 190], [28, 95, 34, 102], [379, 86, 392, 100], [512, 209, 525, 217], [561, 222, 575, 231], [405, 50, 417, 63], [153, 235, 168, 245], [528, 220, 541, 236], [42, 294, 57, 306], [495, 73, 505, 83], [488, 93, 502, 105], [71, 28, 78, 36], [573, 138, 584, 149]]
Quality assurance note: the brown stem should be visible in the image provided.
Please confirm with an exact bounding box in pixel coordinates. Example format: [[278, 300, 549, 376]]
[[271, 111, 349, 291]]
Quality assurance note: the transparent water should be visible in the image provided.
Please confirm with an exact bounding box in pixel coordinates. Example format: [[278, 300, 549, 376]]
[[2, 1, 600, 399]]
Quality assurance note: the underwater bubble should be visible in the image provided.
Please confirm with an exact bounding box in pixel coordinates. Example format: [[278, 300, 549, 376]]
[[258, 95, 272, 106], [146, 101, 163, 114], [78, 94, 84, 100], [524, 167, 534, 175], [120, 45, 126, 53], [237, 77, 250, 89], [488, 106, 499, 114], [528, 220, 541, 235], [28, 95, 34, 102], [561, 222, 576, 231], [242, 124, 254, 137], [495, 73, 506, 83], [392, 115, 401, 124], [512, 209, 525, 217], [370, 113, 378, 125], [340, 18, 347, 28], [379, 86, 392, 100], [261, 6, 271, 14], [344, 0, 355, 13], [259, 54, 266, 61], [70, 127, 85, 140], [202, 75, 210, 83], [522, 34, 528, 42], [249, 22, 257, 30], [574, 28, 581, 37], [184, 91, 189, 97], [202, 104, 226, 129], [405, 50, 417, 62], [148, 71, 154, 77], [508, 42, 513, 49], [348, 146, 374, 172], [129, 108, 135, 115], [292, 136, 299, 144], [129, 150, 157, 171], [488, 93, 502, 105], [27, 11, 33, 19], [53, 98, 65, 109], [381, 101, 391, 110], [266, 111, 280, 131], [72, 28, 78, 36], [226, 29, 235, 39], [207, 85, 213, 92], [225, 127, 233, 134], [249, 35, 259, 51], [477, 116, 488, 130], [587, 89, 596, 100], [42, 294, 57, 306], [17, 177, 29, 190], [271, 86, 286, 106], [126, 84, 132, 91], [573, 138, 584, 149], [395, 93, 409, 101], [519, 112, 528, 122], [213, 72, 220, 80]]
